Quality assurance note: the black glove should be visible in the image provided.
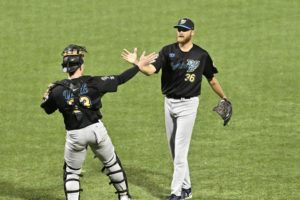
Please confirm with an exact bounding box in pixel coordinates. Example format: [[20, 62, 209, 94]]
[[42, 83, 55, 102], [213, 98, 232, 126]]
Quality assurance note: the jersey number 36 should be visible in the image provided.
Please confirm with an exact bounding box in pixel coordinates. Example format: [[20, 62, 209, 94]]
[[185, 74, 195, 82]]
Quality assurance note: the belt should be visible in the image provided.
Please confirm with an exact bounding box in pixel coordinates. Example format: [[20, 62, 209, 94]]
[[166, 95, 194, 99]]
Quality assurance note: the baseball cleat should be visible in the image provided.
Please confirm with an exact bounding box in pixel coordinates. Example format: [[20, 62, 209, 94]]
[[181, 188, 192, 199], [167, 194, 182, 200]]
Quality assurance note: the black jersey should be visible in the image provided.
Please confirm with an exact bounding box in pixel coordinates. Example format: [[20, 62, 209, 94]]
[[153, 43, 218, 98], [41, 66, 139, 130]]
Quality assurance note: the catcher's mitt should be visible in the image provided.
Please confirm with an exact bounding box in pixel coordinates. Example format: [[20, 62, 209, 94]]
[[42, 83, 55, 101], [40, 83, 58, 109], [213, 98, 232, 126]]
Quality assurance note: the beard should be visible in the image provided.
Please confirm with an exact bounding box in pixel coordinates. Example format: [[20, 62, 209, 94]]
[[176, 33, 192, 44]]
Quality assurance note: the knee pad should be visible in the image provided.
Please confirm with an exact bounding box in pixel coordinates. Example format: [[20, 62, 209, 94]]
[[101, 153, 131, 199], [63, 162, 83, 200]]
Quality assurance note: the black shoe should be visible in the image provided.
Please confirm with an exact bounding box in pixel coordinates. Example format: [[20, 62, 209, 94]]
[[168, 194, 181, 200], [181, 188, 192, 199]]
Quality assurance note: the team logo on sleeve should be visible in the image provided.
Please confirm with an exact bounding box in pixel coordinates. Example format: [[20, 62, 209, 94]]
[[101, 76, 115, 81], [169, 53, 175, 58]]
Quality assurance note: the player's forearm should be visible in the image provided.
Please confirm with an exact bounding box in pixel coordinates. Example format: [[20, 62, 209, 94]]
[[116, 65, 139, 85], [209, 77, 227, 99], [138, 64, 156, 76]]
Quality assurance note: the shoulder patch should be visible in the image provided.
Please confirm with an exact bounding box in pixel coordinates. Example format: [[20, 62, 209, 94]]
[[169, 53, 175, 58], [101, 76, 115, 81]]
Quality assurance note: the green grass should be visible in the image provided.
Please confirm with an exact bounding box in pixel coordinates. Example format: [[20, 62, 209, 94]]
[[0, 0, 299, 199]]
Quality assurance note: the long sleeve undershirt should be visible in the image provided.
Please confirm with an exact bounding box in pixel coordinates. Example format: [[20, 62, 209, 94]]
[[116, 65, 139, 85]]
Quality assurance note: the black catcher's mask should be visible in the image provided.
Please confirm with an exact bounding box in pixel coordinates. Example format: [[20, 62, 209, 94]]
[[61, 44, 88, 73]]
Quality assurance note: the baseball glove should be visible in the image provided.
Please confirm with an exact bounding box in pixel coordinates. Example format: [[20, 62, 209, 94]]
[[42, 83, 55, 101], [213, 98, 232, 126]]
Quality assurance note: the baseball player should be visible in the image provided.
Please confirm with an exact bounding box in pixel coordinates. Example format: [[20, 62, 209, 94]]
[[122, 18, 230, 200], [40, 44, 157, 200]]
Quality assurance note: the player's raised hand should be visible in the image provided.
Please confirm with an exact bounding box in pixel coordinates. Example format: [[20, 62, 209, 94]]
[[121, 48, 138, 65], [137, 51, 158, 68]]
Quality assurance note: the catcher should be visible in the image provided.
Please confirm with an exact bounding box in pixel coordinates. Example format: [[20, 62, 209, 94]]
[[40, 44, 157, 200]]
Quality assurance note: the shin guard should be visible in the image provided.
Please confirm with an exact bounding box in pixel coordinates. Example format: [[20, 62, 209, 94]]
[[63, 162, 83, 200], [102, 153, 131, 199]]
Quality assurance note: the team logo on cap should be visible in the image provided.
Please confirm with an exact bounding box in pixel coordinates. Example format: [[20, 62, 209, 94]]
[[180, 19, 186, 24]]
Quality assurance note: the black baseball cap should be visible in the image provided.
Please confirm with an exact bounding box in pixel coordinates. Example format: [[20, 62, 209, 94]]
[[174, 18, 194, 30]]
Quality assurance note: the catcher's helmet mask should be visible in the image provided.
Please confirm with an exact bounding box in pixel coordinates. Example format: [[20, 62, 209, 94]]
[[61, 44, 87, 73]]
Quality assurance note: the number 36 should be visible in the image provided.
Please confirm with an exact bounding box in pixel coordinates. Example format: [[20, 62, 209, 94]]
[[185, 74, 196, 82]]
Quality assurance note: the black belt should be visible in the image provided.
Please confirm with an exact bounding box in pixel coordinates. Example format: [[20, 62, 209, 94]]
[[166, 95, 194, 99]]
